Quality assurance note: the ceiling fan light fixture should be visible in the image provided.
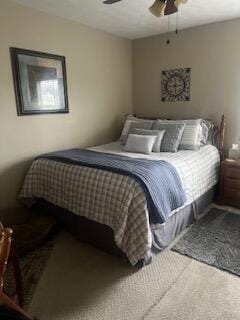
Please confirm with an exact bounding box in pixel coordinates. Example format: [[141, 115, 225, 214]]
[[174, 0, 188, 8], [149, 0, 167, 17]]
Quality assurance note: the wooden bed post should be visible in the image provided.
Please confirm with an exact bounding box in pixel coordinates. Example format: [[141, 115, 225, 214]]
[[219, 115, 226, 160]]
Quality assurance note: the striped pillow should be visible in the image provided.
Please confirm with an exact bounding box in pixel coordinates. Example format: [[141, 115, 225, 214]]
[[120, 116, 154, 144], [153, 119, 202, 150]]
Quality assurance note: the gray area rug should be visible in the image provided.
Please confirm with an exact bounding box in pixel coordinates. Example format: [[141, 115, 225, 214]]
[[5, 239, 54, 308], [172, 208, 240, 276]]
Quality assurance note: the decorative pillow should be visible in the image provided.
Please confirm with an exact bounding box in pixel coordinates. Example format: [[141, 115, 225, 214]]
[[201, 120, 215, 144], [152, 123, 185, 152], [120, 115, 154, 144], [124, 134, 157, 155], [179, 122, 202, 150], [153, 119, 202, 150], [133, 128, 165, 152]]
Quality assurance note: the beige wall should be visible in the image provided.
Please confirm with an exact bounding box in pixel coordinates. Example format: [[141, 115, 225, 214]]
[[2, 1, 240, 212], [0, 0, 132, 210], [133, 18, 240, 150]]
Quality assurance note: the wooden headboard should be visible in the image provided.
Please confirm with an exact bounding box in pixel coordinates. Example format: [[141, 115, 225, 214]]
[[219, 115, 226, 160]]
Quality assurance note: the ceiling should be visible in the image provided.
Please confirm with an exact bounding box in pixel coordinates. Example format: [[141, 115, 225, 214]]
[[11, 0, 240, 39]]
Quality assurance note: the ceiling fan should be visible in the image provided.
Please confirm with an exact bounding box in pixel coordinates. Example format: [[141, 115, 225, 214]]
[[103, 0, 188, 17]]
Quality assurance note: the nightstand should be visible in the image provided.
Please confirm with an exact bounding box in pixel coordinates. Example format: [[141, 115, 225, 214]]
[[219, 159, 240, 208]]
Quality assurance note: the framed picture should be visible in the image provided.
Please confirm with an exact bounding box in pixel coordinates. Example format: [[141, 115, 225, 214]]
[[161, 68, 191, 102], [10, 47, 69, 116]]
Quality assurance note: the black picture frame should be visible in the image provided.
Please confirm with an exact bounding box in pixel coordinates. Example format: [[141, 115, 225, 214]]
[[10, 47, 69, 116], [161, 68, 191, 102]]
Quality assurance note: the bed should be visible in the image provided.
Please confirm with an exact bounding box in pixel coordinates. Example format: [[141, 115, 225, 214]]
[[19, 115, 225, 267]]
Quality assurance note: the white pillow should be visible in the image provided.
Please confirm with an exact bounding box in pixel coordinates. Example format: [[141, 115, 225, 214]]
[[124, 134, 157, 155], [120, 116, 154, 144], [134, 128, 165, 152]]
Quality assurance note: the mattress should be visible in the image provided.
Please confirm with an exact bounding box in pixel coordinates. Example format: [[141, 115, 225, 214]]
[[19, 142, 220, 266]]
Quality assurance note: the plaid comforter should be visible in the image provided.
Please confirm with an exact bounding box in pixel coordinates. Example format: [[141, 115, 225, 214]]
[[38, 148, 187, 224], [19, 143, 220, 265]]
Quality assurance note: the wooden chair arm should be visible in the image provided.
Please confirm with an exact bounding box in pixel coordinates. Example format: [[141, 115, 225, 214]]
[[0, 228, 13, 291], [0, 291, 33, 319], [0, 227, 24, 307], [0, 227, 33, 319]]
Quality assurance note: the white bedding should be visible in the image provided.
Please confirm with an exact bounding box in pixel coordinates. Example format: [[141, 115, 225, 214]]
[[90, 141, 220, 213]]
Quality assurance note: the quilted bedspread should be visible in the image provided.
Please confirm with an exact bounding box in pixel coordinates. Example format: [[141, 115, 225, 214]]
[[19, 143, 220, 266]]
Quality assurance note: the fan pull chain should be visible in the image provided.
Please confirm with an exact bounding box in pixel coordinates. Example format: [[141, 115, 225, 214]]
[[166, 15, 170, 44], [166, 12, 179, 45], [176, 11, 179, 34]]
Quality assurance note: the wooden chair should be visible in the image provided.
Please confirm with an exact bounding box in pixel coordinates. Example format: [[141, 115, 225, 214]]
[[0, 225, 33, 319]]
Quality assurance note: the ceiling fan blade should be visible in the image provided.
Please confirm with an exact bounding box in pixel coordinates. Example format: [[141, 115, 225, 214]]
[[103, 0, 122, 4], [165, 0, 178, 15], [149, 0, 167, 18]]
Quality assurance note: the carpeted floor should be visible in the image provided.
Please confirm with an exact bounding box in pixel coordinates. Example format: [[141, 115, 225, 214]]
[[28, 228, 240, 320]]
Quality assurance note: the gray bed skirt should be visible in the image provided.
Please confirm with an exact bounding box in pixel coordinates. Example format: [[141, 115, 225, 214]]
[[35, 187, 215, 267]]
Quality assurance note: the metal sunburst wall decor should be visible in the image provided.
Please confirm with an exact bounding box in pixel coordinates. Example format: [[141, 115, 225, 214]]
[[161, 68, 191, 102]]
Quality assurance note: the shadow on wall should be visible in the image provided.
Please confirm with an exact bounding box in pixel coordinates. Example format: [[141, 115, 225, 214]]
[[0, 159, 32, 215], [84, 116, 123, 147], [0, 115, 124, 222]]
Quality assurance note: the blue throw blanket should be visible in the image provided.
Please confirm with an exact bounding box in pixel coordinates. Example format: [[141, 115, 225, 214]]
[[39, 149, 187, 224]]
